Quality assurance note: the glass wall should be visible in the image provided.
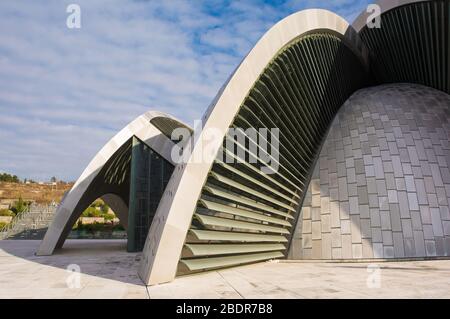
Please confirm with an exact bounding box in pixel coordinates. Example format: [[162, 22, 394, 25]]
[[127, 136, 174, 252]]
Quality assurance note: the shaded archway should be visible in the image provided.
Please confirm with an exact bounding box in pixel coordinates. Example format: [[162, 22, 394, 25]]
[[37, 112, 187, 256]]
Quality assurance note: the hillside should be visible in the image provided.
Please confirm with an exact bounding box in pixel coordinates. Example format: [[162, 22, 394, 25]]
[[0, 182, 73, 206]]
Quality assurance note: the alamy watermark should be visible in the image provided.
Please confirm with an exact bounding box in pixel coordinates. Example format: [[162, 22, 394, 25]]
[[170, 120, 280, 174], [366, 264, 381, 289], [66, 264, 81, 289], [65, 3, 382, 30], [66, 4, 81, 29], [366, 4, 381, 29]]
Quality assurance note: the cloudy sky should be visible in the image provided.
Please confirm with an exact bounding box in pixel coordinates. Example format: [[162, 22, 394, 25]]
[[0, 0, 371, 182]]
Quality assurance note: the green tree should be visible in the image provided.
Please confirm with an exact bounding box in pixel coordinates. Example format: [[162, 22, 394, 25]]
[[11, 196, 28, 214], [101, 203, 109, 215], [104, 213, 115, 221], [81, 206, 103, 217], [0, 173, 20, 183]]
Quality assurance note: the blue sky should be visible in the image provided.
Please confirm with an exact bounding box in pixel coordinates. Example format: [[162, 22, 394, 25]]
[[0, 0, 371, 181]]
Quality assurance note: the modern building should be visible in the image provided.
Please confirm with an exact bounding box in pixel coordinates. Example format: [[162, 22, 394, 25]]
[[38, 0, 450, 286]]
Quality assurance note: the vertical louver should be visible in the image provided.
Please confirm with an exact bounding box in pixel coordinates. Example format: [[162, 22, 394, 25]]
[[359, 0, 450, 94]]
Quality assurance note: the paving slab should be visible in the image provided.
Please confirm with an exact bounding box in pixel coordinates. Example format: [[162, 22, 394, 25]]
[[1, 240, 450, 299]]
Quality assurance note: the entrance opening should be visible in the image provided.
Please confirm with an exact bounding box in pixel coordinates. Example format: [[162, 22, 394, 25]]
[[61, 136, 174, 253], [69, 198, 126, 240]]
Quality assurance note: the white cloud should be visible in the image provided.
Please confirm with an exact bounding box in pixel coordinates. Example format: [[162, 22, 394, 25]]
[[0, 0, 370, 181]]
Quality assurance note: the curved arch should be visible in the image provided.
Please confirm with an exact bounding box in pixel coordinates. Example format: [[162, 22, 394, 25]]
[[138, 9, 370, 285], [37, 111, 187, 256]]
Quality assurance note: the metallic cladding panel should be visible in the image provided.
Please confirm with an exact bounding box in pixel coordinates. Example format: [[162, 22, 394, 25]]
[[290, 83, 450, 260]]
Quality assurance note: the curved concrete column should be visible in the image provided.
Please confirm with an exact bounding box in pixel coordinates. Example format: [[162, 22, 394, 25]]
[[37, 111, 184, 256], [138, 9, 369, 285]]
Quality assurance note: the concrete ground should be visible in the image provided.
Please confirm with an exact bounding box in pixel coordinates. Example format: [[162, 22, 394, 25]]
[[1, 240, 449, 299]]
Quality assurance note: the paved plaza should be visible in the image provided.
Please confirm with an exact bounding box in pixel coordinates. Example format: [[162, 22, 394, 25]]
[[0, 240, 449, 299]]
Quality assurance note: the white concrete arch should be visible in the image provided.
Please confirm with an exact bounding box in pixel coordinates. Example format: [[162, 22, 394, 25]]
[[37, 111, 186, 256], [138, 9, 369, 285]]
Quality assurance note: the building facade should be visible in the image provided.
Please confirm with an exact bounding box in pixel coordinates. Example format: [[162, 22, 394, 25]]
[[39, 0, 450, 286]]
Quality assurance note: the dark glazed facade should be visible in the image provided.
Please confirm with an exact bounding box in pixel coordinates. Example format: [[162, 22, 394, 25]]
[[128, 137, 174, 252]]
